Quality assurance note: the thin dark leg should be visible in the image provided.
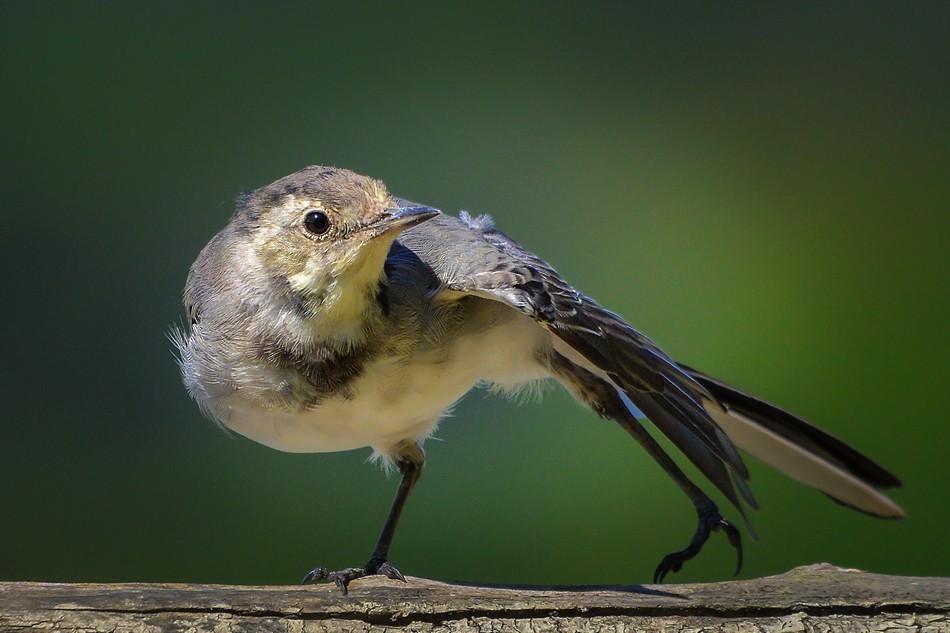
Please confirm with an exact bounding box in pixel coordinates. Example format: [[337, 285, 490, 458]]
[[615, 415, 743, 583], [366, 447, 423, 568], [547, 352, 744, 584], [303, 442, 425, 594]]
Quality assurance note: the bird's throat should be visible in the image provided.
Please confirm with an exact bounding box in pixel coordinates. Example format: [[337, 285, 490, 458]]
[[285, 243, 391, 348]]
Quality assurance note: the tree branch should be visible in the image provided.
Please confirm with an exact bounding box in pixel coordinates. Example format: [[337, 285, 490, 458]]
[[2, 563, 947, 632]]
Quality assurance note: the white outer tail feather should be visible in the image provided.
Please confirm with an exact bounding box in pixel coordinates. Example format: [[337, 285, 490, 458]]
[[551, 336, 903, 519], [707, 403, 905, 519]]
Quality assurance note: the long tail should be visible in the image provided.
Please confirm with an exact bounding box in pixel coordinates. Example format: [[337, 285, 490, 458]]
[[680, 365, 904, 519]]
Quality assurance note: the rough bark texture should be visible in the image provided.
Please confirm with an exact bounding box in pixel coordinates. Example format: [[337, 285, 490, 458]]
[[1, 564, 947, 632]]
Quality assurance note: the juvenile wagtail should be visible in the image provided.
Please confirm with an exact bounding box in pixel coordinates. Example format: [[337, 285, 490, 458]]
[[176, 166, 903, 593]]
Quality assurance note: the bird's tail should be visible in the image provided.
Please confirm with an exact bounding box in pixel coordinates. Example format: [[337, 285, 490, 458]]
[[680, 365, 904, 519]]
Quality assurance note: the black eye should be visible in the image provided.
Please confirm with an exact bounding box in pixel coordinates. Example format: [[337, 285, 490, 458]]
[[304, 210, 330, 235]]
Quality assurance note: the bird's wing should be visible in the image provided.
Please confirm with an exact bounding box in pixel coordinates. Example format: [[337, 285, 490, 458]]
[[402, 213, 757, 517], [402, 212, 903, 520]]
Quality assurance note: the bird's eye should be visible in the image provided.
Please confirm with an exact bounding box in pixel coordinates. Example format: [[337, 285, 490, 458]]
[[304, 210, 330, 235]]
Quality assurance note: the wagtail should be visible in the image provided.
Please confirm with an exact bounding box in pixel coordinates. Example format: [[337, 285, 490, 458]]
[[176, 166, 902, 593]]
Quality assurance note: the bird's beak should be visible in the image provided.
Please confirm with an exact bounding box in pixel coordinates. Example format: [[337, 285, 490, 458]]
[[369, 204, 440, 237]]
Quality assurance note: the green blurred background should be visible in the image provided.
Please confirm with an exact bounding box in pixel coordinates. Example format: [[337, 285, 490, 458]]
[[2, 2, 947, 586]]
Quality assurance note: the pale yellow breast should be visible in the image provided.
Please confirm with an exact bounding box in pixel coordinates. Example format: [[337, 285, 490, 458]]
[[212, 312, 551, 458]]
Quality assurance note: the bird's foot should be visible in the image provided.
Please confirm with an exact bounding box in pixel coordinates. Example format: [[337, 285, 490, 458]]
[[302, 558, 406, 595], [653, 503, 743, 583]]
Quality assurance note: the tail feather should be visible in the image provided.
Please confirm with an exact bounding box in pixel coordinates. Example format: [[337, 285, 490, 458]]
[[681, 365, 904, 519], [551, 337, 757, 520], [625, 391, 756, 519]]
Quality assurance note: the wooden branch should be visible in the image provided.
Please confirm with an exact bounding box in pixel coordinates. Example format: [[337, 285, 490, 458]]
[[2, 564, 946, 632]]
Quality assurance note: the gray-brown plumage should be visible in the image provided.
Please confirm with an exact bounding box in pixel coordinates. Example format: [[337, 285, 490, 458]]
[[176, 165, 903, 593]]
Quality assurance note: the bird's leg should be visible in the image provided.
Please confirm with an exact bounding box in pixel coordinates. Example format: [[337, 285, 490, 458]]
[[546, 354, 743, 583], [303, 442, 424, 594], [615, 415, 743, 583], [364, 443, 425, 574]]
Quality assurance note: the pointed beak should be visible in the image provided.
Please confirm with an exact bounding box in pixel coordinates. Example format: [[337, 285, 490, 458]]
[[369, 204, 440, 237]]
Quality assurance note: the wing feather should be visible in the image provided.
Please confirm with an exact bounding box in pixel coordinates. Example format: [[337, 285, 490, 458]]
[[427, 215, 755, 515], [402, 213, 901, 521]]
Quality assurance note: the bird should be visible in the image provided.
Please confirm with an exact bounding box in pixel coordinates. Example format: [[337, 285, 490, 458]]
[[175, 165, 903, 594]]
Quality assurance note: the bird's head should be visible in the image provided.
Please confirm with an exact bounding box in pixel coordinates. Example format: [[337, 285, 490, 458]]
[[227, 165, 439, 335]]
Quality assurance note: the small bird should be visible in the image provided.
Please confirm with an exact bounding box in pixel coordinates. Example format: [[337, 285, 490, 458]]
[[176, 166, 903, 593]]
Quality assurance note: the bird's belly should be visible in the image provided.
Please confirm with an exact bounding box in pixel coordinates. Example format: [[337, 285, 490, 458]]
[[217, 313, 550, 455]]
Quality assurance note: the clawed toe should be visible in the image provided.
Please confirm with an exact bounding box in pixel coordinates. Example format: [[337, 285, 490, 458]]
[[302, 560, 406, 595], [653, 506, 744, 584], [302, 567, 364, 594], [375, 561, 406, 582]]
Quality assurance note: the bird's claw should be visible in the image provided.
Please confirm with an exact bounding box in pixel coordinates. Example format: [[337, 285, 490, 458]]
[[302, 559, 406, 595], [375, 561, 406, 583], [653, 506, 743, 584]]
